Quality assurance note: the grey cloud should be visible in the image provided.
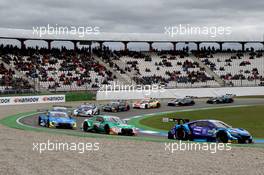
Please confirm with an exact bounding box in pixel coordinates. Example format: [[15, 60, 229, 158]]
[[0, 0, 263, 39]]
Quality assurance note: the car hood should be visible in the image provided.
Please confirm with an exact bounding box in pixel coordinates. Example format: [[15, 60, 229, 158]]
[[227, 128, 251, 136], [49, 117, 76, 123]]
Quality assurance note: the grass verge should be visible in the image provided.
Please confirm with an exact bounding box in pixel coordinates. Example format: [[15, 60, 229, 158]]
[[140, 105, 264, 138], [65, 91, 95, 101]]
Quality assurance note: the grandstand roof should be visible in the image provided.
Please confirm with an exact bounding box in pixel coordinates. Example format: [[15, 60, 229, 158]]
[[0, 28, 263, 43]]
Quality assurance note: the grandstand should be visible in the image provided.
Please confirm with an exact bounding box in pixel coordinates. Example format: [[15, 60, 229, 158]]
[[0, 28, 264, 93]]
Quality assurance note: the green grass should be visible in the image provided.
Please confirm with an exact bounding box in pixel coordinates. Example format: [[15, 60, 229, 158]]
[[65, 91, 95, 101], [140, 105, 264, 138]]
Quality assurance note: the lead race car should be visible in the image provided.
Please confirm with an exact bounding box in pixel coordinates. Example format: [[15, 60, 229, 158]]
[[132, 98, 161, 109], [82, 115, 137, 136], [167, 118, 253, 144], [73, 104, 100, 117], [38, 111, 77, 129]]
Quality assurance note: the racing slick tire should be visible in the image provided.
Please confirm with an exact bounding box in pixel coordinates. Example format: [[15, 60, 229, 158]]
[[156, 103, 161, 108], [175, 128, 188, 140], [126, 105, 130, 111], [97, 110, 100, 115], [104, 125, 110, 134], [216, 131, 228, 143], [46, 119, 50, 128], [145, 104, 149, 109], [83, 122, 89, 132], [38, 118, 41, 126], [228, 99, 234, 103]]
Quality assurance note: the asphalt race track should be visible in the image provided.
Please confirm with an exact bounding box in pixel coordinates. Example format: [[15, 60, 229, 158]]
[[19, 98, 264, 139]]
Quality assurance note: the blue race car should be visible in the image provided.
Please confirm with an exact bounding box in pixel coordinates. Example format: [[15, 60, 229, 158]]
[[167, 119, 253, 144], [38, 111, 77, 129]]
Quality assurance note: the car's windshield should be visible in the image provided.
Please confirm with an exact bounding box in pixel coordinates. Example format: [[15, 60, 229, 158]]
[[50, 112, 68, 118], [53, 107, 67, 112], [213, 121, 231, 128], [82, 107, 92, 111], [108, 117, 125, 124], [175, 99, 183, 102]]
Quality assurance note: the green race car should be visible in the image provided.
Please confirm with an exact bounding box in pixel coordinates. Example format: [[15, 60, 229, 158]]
[[82, 115, 137, 136]]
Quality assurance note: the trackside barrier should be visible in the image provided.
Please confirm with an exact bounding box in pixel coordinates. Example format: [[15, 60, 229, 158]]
[[96, 87, 264, 100], [0, 95, 65, 106]]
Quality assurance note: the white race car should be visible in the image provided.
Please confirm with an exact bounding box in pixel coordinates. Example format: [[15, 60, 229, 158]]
[[132, 98, 161, 109], [73, 104, 100, 117]]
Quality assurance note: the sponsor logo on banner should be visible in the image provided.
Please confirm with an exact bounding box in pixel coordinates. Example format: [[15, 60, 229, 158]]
[[0, 95, 65, 105], [42, 96, 65, 102], [0, 98, 11, 104], [14, 97, 39, 103]]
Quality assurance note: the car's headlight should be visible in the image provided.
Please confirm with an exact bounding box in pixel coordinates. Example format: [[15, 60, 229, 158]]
[[229, 131, 239, 136], [50, 121, 56, 126], [132, 127, 138, 133]]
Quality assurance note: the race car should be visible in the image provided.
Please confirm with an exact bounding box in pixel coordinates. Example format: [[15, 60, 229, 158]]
[[103, 100, 130, 112], [167, 97, 195, 106], [38, 111, 77, 129], [206, 94, 234, 104], [82, 115, 137, 136], [73, 104, 100, 117], [167, 119, 253, 144], [132, 98, 161, 109]]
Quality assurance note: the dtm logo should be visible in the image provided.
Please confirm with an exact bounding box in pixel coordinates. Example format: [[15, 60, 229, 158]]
[[42, 96, 64, 101], [0, 98, 10, 104], [14, 97, 39, 103]]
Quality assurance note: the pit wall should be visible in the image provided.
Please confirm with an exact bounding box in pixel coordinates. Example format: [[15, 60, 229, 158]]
[[96, 87, 264, 100]]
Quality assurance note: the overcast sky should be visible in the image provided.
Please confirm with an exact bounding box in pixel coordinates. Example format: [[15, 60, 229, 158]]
[[0, 0, 264, 49]]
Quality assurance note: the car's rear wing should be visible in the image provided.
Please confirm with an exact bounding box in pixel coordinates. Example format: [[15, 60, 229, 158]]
[[162, 118, 190, 124]]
